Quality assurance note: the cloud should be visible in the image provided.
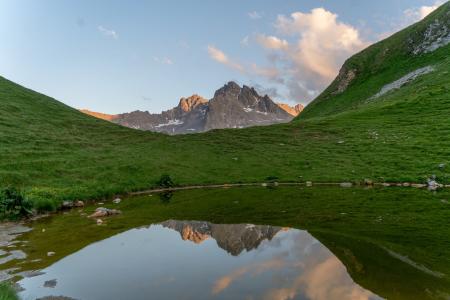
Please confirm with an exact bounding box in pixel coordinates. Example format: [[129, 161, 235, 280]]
[[97, 25, 118, 39], [253, 8, 367, 102], [256, 35, 289, 50], [153, 56, 174, 65], [404, 0, 445, 23], [207, 45, 244, 72], [241, 35, 250, 47], [208, 8, 367, 104], [248, 11, 263, 20]]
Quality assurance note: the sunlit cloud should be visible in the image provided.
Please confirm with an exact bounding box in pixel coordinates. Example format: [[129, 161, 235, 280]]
[[256, 34, 289, 50], [207, 45, 244, 72], [97, 25, 118, 39]]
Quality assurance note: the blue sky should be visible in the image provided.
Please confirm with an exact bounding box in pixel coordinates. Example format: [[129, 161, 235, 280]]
[[0, 0, 445, 114]]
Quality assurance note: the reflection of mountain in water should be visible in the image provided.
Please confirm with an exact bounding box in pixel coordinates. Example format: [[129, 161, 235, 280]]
[[160, 220, 284, 256]]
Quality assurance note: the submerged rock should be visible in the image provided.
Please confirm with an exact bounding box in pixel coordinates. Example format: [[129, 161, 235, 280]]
[[89, 207, 122, 218], [43, 279, 57, 288], [340, 182, 353, 188]]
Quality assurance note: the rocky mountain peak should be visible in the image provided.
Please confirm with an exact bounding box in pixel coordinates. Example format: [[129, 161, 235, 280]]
[[81, 81, 299, 134], [277, 103, 304, 117], [178, 95, 208, 112], [214, 81, 241, 98]]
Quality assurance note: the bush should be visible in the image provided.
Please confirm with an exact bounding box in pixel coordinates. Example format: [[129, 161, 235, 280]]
[[0, 187, 33, 220], [265, 176, 279, 182], [26, 187, 60, 213], [157, 174, 174, 188]]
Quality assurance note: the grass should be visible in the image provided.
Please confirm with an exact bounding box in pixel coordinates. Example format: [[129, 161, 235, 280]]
[[0, 282, 18, 300], [0, 3, 449, 214], [2, 186, 450, 300]]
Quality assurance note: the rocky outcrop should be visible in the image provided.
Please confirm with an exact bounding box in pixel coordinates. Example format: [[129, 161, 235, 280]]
[[81, 82, 301, 135], [411, 9, 450, 55], [203, 82, 293, 131], [160, 220, 283, 256], [79, 110, 118, 121], [332, 67, 357, 95], [277, 103, 304, 116]]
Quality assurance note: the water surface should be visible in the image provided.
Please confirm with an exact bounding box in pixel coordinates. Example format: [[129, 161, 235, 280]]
[[0, 186, 449, 299]]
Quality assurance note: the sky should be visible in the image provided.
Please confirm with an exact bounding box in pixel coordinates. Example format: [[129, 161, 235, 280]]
[[0, 0, 446, 114]]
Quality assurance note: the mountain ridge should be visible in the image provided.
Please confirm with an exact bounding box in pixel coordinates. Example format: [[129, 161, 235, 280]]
[[81, 82, 303, 134]]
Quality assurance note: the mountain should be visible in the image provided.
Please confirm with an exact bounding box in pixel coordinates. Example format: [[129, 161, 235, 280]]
[[79, 109, 118, 121], [0, 2, 449, 208], [277, 103, 304, 117], [159, 220, 283, 256], [81, 83, 300, 134]]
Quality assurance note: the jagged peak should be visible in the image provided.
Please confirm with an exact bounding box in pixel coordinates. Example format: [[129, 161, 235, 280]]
[[277, 103, 304, 117], [178, 94, 208, 112]]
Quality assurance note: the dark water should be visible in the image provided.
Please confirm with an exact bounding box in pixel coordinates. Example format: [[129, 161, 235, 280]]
[[1, 186, 450, 299]]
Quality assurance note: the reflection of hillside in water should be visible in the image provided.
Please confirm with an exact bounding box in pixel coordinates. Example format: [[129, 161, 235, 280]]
[[160, 220, 287, 256]]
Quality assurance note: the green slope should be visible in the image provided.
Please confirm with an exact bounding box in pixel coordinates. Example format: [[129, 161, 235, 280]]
[[301, 1, 450, 118], [0, 3, 450, 211]]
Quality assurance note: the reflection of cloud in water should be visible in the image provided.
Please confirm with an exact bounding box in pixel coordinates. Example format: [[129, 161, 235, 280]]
[[211, 229, 381, 300], [265, 256, 378, 300], [212, 257, 287, 294]]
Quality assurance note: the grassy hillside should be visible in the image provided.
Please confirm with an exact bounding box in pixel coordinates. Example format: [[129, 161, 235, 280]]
[[0, 3, 450, 213]]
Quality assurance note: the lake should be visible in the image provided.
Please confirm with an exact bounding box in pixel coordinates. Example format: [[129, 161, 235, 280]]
[[1, 186, 449, 299]]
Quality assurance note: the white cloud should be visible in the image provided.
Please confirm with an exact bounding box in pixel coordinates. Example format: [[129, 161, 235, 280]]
[[241, 35, 250, 47], [248, 11, 263, 20], [253, 8, 367, 102], [153, 56, 174, 65], [256, 34, 289, 50], [208, 8, 368, 104], [207, 45, 244, 72], [97, 25, 118, 39], [404, 0, 445, 23]]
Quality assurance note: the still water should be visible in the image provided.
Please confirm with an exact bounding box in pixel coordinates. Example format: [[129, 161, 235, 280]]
[[1, 186, 449, 299], [17, 221, 380, 300]]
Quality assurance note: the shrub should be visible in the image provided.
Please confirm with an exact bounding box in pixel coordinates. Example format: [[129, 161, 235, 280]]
[[26, 187, 60, 213], [265, 176, 279, 182], [157, 174, 174, 188], [0, 187, 33, 220]]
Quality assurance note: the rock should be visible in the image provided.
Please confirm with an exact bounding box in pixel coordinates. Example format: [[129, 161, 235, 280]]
[[439, 163, 446, 169], [96, 219, 103, 225], [273, 182, 279, 186], [47, 252, 55, 257], [364, 179, 374, 186], [340, 182, 353, 188], [74, 200, 84, 207], [261, 183, 268, 187], [43, 279, 57, 288], [411, 183, 426, 188], [402, 183, 411, 187], [61, 201, 73, 209], [382, 183, 391, 187], [113, 198, 121, 204], [89, 207, 122, 218], [305, 181, 313, 187], [427, 177, 441, 190]]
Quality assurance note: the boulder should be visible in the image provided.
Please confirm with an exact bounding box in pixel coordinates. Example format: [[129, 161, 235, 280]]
[[74, 201, 84, 207]]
